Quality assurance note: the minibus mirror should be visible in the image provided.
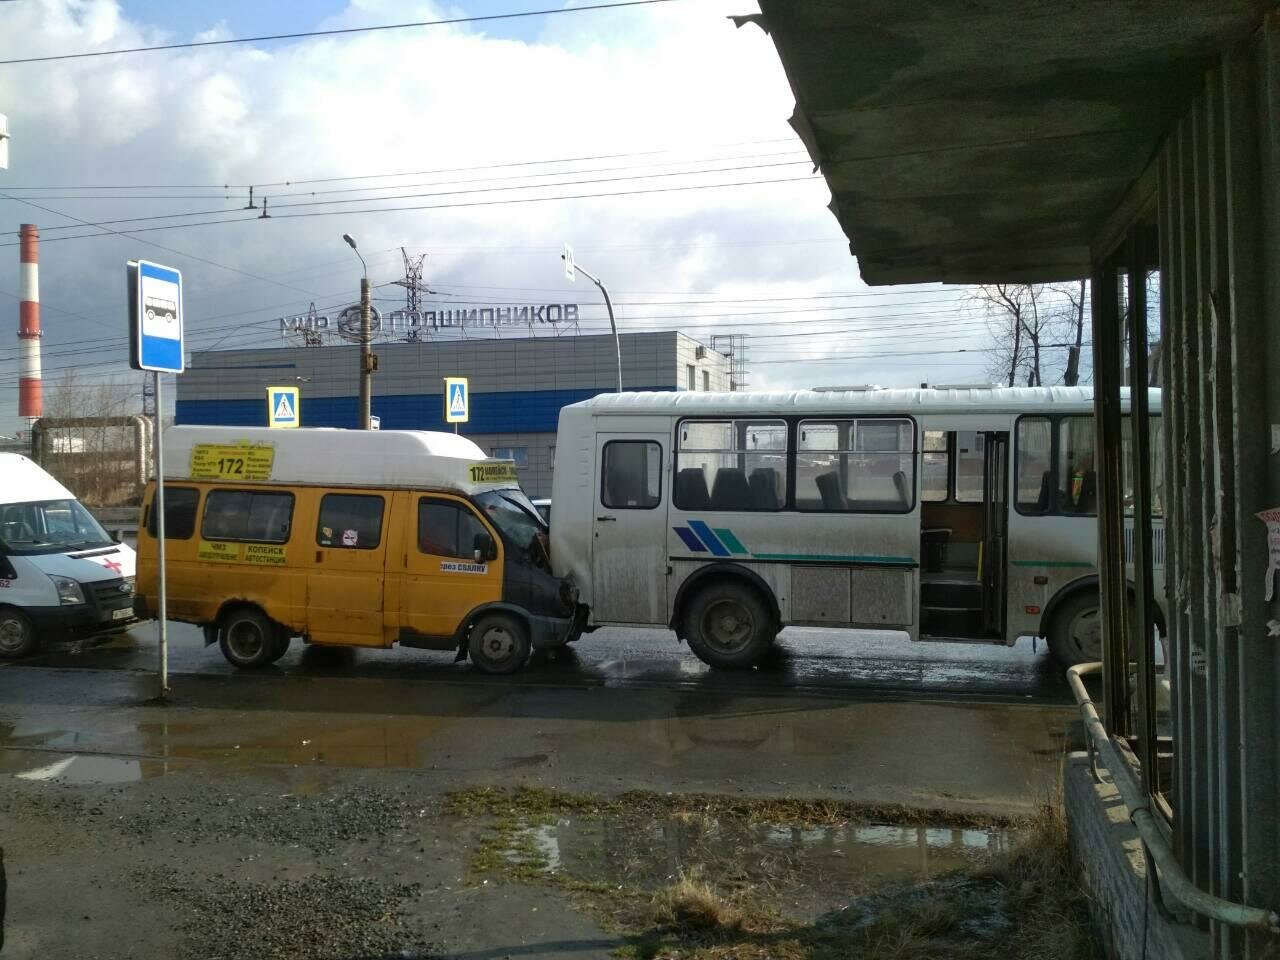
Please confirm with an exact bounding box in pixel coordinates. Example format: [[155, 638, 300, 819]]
[[473, 532, 497, 563]]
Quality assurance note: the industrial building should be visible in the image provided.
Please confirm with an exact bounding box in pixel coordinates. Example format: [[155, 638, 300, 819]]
[[175, 331, 732, 496]]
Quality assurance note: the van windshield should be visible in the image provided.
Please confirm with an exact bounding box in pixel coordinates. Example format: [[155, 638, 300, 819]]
[[0, 499, 114, 555], [473, 489, 546, 551]]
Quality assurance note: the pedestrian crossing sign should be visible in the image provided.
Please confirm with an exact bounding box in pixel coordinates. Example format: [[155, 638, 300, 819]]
[[266, 385, 300, 429], [444, 377, 469, 424]]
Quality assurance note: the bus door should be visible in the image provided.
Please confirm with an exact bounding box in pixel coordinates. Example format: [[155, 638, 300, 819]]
[[592, 434, 667, 624], [981, 432, 1009, 636]]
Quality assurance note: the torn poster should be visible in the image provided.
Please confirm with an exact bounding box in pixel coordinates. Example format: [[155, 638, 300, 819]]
[[1256, 508, 1280, 603]]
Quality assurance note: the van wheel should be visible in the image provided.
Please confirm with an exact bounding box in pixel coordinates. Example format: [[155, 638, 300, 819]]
[[267, 633, 292, 665], [685, 581, 774, 669], [1048, 591, 1102, 666], [0, 608, 38, 659], [218, 608, 280, 669], [468, 613, 530, 675]]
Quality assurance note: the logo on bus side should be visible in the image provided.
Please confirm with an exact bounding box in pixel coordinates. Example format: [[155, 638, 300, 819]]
[[672, 521, 750, 558]]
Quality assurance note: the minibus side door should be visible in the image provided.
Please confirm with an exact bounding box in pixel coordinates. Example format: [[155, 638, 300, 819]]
[[396, 494, 504, 642], [592, 434, 668, 624], [307, 491, 389, 646]]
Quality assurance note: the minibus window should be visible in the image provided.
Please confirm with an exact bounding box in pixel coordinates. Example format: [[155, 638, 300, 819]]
[[202, 490, 294, 543], [146, 486, 199, 539], [316, 494, 383, 549], [1057, 418, 1098, 515], [675, 419, 786, 511], [601, 440, 662, 509], [796, 418, 914, 512], [1014, 418, 1053, 514], [954, 432, 985, 502], [921, 431, 949, 502], [419, 500, 489, 560], [473, 489, 545, 550]]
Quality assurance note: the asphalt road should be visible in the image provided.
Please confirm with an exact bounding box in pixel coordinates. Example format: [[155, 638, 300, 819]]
[[12, 620, 1072, 705]]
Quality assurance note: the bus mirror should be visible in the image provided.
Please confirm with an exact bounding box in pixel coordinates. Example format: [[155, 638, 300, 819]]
[[473, 532, 497, 563]]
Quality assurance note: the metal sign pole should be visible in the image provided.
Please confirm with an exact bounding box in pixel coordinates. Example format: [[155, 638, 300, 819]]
[[154, 370, 168, 697]]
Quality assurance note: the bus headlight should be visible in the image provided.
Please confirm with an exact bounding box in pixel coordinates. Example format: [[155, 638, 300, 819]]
[[48, 575, 85, 605]]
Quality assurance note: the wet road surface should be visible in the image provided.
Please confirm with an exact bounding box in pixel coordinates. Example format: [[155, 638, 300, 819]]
[[6, 620, 1072, 705]]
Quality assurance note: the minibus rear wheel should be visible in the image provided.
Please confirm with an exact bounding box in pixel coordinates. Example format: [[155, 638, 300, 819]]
[[0, 607, 37, 659], [468, 613, 531, 675], [218, 607, 281, 669], [684, 580, 774, 669]]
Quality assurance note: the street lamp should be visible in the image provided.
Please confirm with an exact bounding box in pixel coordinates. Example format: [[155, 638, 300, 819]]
[[343, 233, 374, 429], [561, 245, 621, 392]]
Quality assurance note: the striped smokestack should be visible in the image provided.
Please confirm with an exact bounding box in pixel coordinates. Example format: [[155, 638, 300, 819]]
[[18, 223, 41, 418]]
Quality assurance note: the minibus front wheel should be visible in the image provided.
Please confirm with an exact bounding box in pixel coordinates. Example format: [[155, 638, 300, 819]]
[[0, 607, 37, 659], [218, 606, 283, 669], [467, 612, 531, 675]]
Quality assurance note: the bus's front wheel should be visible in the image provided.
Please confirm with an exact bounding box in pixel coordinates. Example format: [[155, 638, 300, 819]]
[[685, 581, 774, 669]]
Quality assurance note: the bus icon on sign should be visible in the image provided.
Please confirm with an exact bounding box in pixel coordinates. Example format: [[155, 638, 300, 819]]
[[145, 296, 177, 326]]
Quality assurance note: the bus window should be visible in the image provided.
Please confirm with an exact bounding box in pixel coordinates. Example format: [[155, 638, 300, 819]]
[[201, 490, 294, 543], [316, 494, 384, 549], [797, 418, 914, 512], [419, 499, 488, 558], [921, 430, 948, 501], [601, 440, 662, 509], [146, 486, 200, 539], [1058, 417, 1097, 514], [675, 419, 785, 511], [955, 431, 985, 502], [1121, 415, 1164, 517], [1015, 418, 1052, 513]]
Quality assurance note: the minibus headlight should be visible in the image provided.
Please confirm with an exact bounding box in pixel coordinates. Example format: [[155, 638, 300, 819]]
[[48, 575, 85, 605]]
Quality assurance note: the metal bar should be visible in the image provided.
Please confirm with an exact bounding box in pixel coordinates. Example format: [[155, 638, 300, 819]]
[[154, 371, 168, 698], [1068, 663, 1280, 934], [1091, 262, 1128, 733], [1125, 229, 1158, 801]]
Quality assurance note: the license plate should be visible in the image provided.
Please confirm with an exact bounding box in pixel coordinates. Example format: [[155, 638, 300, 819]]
[[111, 608, 132, 621]]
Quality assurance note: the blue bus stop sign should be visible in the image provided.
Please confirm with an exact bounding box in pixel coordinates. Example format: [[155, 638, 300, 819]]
[[129, 259, 184, 373]]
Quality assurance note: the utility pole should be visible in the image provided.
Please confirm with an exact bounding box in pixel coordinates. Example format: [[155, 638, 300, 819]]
[[343, 233, 374, 429]]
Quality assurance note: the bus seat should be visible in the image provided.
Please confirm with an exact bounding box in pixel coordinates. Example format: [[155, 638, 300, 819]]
[[1077, 471, 1097, 513], [676, 468, 711, 511], [711, 468, 752, 511], [749, 468, 780, 510], [892, 470, 910, 506], [1035, 471, 1051, 513], [815, 472, 848, 511]]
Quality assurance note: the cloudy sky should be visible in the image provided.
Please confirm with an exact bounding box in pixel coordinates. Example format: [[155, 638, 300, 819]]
[[0, 0, 1006, 434]]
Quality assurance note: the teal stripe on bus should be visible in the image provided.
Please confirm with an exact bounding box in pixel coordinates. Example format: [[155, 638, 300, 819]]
[[1009, 559, 1093, 569], [714, 529, 748, 554], [752, 553, 915, 565]]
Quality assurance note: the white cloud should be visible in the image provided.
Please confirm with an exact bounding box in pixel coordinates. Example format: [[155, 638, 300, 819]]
[[0, 0, 987, 432]]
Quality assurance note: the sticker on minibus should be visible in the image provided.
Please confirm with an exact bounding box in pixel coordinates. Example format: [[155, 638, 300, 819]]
[[190, 442, 275, 481], [198, 540, 241, 562], [244, 544, 287, 565], [467, 462, 518, 484], [441, 561, 487, 574]]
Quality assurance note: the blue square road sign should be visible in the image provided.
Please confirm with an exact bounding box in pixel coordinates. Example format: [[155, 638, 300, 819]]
[[129, 259, 184, 373]]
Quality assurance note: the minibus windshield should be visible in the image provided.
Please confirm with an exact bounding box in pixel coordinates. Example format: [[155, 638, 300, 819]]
[[0, 499, 115, 555], [474, 489, 546, 551]]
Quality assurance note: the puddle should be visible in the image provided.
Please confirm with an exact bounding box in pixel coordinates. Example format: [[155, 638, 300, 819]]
[[3, 750, 154, 784], [494, 810, 1013, 915]]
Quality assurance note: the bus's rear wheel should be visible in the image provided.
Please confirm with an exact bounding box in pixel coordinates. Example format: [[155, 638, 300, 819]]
[[1047, 591, 1102, 666], [218, 607, 280, 669], [685, 581, 774, 669], [468, 612, 531, 675], [0, 607, 38, 660]]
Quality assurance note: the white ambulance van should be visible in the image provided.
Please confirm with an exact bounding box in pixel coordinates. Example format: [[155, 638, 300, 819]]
[[0, 453, 138, 658]]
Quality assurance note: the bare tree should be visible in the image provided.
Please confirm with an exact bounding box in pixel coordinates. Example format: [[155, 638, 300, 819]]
[[37, 370, 144, 506], [972, 283, 1053, 386], [1050, 279, 1088, 386]]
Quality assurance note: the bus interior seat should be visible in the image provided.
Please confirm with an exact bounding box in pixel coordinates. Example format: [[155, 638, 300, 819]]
[[711, 468, 752, 511], [815, 472, 848, 511], [1035, 471, 1052, 513], [676, 468, 711, 511], [1077, 471, 1098, 513], [892, 470, 910, 506], [749, 468, 780, 510]]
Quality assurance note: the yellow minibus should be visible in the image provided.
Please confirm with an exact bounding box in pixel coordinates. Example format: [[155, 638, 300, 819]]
[[136, 426, 579, 674]]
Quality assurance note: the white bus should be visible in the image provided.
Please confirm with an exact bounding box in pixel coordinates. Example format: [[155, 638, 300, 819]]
[[550, 386, 1164, 668]]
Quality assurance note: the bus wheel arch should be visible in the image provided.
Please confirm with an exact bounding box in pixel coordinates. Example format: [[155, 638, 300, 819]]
[[1041, 578, 1165, 666], [674, 567, 780, 670], [670, 563, 781, 638], [0, 606, 38, 659], [216, 602, 288, 668]]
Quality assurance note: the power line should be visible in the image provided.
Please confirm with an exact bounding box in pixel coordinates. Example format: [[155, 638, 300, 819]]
[[0, 0, 681, 66]]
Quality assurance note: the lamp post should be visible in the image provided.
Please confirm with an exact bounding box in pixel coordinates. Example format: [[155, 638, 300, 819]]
[[561, 246, 621, 392], [343, 233, 373, 429]]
